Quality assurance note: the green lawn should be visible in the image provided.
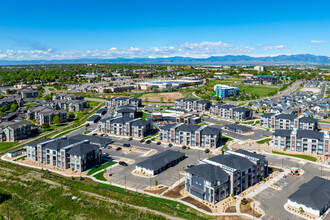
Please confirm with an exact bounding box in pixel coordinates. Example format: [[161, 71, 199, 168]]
[[0, 142, 18, 151], [222, 136, 233, 142], [94, 171, 107, 181], [216, 123, 222, 125], [87, 161, 117, 176], [272, 151, 317, 162], [256, 138, 272, 144], [142, 112, 150, 120], [87, 101, 101, 108], [235, 85, 279, 97], [159, 105, 174, 108], [13, 155, 27, 161]]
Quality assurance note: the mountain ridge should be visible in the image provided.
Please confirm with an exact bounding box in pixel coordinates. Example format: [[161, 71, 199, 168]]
[[0, 54, 329, 65]]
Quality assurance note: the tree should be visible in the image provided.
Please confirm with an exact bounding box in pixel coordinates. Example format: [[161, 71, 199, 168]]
[[0, 105, 9, 113], [231, 94, 237, 101], [9, 104, 18, 112], [41, 123, 50, 129], [160, 97, 164, 102], [76, 112, 84, 120], [44, 94, 52, 101], [155, 179, 158, 186], [52, 115, 61, 125], [299, 207, 304, 212], [231, 193, 234, 198]]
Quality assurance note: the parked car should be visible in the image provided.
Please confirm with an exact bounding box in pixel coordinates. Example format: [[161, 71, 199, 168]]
[[204, 149, 210, 153], [140, 139, 145, 143], [168, 143, 173, 147], [100, 134, 104, 137], [119, 161, 128, 167], [116, 147, 122, 151], [92, 133, 97, 136], [104, 134, 108, 137], [102, 153, 109, 157], [241, 198, 248, 205], [122, 144, 131, 147], [182, 146, 187, 150], [156, 142, 161, 145], [187, 165, 194, 168], [146, 140, 151, 144], [128, 137, 133, 141], [85, 123, 90, 127]]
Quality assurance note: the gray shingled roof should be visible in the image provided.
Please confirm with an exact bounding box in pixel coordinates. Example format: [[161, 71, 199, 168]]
[[275, 114, 296, 120], [209, 154, 255, 171], [43, 139, 81, 151], [67, 143, 99, 156], [136, 150, 185, 171], [110, 116, 132, 124], [159, 124, 177, 131], [273, 129, 292, 137], [288, 176, 330, 211], [131, 119, 150, 127], [201, 126, 221, 135], [235, 149, 266, 162], [176, 124, 200, 133], [69, 134, 112, 146], [117, 108, 136, 113], [232, 107, 251, 112], [297, 130, 324, 140], [27, 138, 51, 147], [299, 117, 318, 123], [225, 124, 251, 132], [185, 164, 229, 182]]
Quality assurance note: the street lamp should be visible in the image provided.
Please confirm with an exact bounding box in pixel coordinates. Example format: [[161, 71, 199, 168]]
[[125, 176, 127, 189]]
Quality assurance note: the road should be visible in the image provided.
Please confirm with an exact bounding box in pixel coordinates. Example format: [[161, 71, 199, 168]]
[[319, 82, 327, 99]]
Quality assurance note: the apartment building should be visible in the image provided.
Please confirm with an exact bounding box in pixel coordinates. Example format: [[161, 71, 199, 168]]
[[273, 129, 329, 155], [0, 121, 32, 142], [185, 150, 268, 204], [106, 97, 142, 109], [260, 113, 318, 130], [213, 84, 239, 98], [52, 93, 84, 101], [27, 106, 67, 125], [174, 98, 211, 112], [209, 104, 253, 121], [26, 136, 102, 172], [159, 124, 222, 148], [97, 116, 152, 138], [19, 89, 39, 98]]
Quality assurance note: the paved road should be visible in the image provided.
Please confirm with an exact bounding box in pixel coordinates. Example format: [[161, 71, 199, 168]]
[[319, 82, 327, 99]]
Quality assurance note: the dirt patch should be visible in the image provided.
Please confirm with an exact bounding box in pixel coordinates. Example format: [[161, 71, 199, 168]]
[[140, 92, 184, 102], [144, 185, 169, 194], [240, 198, 262, 218], [181, 196, 212, 212], [216, 216, 248, 220], [163, 182, 185, 198], [225, 206, 236, 213]]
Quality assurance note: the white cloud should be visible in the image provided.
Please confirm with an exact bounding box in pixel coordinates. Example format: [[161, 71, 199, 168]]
[[310, 40, 327, 44], [0, 41, 258, 61], [263, 45, 285, 50]]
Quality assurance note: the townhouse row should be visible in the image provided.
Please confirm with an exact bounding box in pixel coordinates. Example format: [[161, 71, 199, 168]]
[[261, 113, 318, 130]]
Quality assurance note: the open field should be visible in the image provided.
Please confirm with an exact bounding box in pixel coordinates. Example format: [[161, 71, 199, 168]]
[[139, 92, 184, 102], [0, 161, 210, 219], [300, 87, 321, 94], [272, 151, 317, 162]]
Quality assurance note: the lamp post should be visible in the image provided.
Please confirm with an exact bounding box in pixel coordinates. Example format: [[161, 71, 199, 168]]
[[125, 176, 126, 189]]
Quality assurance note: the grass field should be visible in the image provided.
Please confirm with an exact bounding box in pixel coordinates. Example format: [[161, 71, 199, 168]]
[[142, 112, 150, 120], [272, 151, 317, 162], [235, 85, 279, 97], [0, 142, 18, 152], [87, 161, 117, 176], [94, 171, 107, 181], [0, 161, 171, 220], [256, 138, 272, 144]]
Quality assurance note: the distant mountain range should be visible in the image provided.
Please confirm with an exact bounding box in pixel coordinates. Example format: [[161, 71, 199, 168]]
[[0, 54, 330, 65]]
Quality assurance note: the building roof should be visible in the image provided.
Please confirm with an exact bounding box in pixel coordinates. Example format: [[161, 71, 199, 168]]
[[275, 114, 297, 120], [201, 126, 222, 135], [117, 108, 136, 113], [27, 138, 51, 147], [110, 116, 133, 124], [299, 117, 318, 123], [226, 123, 251, 132], [159, 124, 177, 131], [176, 124, 201, 133], [208, 154, 255, 171], [67, 143, 99, 156], [87, 115, 101, 121], [273, 129, 292, 137], [185, 164, 229, 182], [235, 149, 266, 162], [131, 119, 151, 127], [69, 134, 112, 146], [43, 139, 81, 151], [136, 150, 185, 172], [288, 176, 330, 211], [232, 107, 251, 112], [297, 130, 324, 140]]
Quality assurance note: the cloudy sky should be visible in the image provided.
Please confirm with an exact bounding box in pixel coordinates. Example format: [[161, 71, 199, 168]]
[[1, 0, 329, 60]]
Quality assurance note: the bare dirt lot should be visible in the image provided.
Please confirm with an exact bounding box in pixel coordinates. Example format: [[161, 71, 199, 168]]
[[240, 198, 262, 218], [225, 206, 236, 213], [182, 196, 212, 212], [163, 182, 185, 198], [140, 92, 184, 102], [300, 87, 321, 94]]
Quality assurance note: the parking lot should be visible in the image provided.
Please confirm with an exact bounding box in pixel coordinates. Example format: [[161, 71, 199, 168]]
[[99, 136, 212, 190]]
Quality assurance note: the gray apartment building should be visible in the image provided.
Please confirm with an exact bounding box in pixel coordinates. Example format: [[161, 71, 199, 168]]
[[273, 129, 330, 155], [185, 150, 268, 204], [106, 97, 142, 109], [51, 93, 87, 112], [19, 89, 39, 99], [209, 104, 253, 121], [26, 136, 102, 172], [159, 124, 222, 148], [0, 96, 24, 107], [27, 106, 67, 125], [97, 116, 152, 138], [260, 113, 318, 130], [174, 98, 211, 112], [52, 93, 84, 101], [0, 121, 32, 142]]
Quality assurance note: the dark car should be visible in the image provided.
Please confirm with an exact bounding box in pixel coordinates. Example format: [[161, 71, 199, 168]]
[[116, 147, 122, 151], [140, 139, 145, 143], [156, 142, 161, 145], [204, 149, 210, 153], [122, 144, 131, 147], [128, 137, 133, 141], [119, 161, 128, 167], [92, 133, 97, 136], [182, 146, 187, 150], [102, 153, 109, 157], [168, 143, 173, 147], [85, 123, 90, 127], [146, 140, 151, 144], [187, 165, 194, 168]]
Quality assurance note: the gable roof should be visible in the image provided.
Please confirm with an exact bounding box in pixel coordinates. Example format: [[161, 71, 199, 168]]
[[136, 150, 185, 171], [67, 143, 99, 156], [208, 154, 255, 171], [201, 126, 221, 135], [185, 164, 229, 182], [288, 176, 330, 211]]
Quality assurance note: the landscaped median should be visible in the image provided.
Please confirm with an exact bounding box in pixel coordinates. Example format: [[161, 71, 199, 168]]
[[87, 160, 117, 176], [256, 138, 272, 144], [272, 151, 317, 162]]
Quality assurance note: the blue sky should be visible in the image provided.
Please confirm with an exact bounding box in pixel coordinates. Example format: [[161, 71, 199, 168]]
[[1, 0, 330, 60]]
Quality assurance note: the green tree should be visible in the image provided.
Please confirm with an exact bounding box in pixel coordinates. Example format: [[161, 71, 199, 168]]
[[52, 115, 61, 125], [10, 104, 18, 112], [231, 94, 237, 101], [0, 105, 9, 113], [41, 123, 50, 129], [44, 94, 52, 101]]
